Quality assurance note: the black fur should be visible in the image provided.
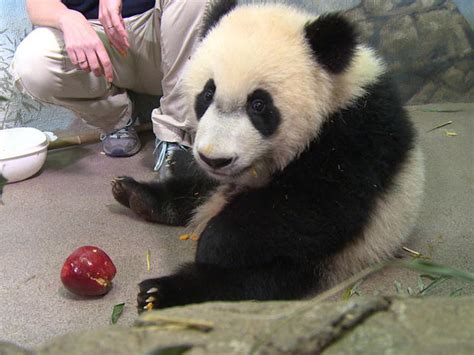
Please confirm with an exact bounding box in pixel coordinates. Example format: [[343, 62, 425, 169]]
[[246, 89, 281, 137], [112, 161, 217, 226], [121, 74, 415, 310], [201, 0, 238, 39], [305, 13, 358, 74], [195, 79, 216, 120]]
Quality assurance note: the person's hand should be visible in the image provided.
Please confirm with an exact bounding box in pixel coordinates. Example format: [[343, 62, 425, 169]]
[[99, 0, 129, 56], [59, 10, 113, 82]]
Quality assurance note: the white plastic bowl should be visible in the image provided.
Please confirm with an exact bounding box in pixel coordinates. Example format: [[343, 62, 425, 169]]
[[0, 127, 49, 183]]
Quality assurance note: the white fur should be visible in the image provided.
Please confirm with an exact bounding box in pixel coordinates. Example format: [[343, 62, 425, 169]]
[[188, 185, 233, 237], [332, 45, 386, 109], [324, 147, 425, 286]]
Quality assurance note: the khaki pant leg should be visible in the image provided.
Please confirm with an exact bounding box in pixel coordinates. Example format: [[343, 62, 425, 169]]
[[150, 0, 208, 146], [10, 27, 132, 132]]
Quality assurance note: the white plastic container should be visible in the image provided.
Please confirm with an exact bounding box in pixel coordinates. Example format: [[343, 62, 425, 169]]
[[0, 127, 49, 183]]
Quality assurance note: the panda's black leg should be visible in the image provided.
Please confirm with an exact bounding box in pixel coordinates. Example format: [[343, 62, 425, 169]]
[[137, 262, 315, 311], [111, 176, 216, 226], [111, 176, 143, 209], [112, 176, 169, 223]]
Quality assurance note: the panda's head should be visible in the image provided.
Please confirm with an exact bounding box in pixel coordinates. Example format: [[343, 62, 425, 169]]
[[183, 1, 385, 187]]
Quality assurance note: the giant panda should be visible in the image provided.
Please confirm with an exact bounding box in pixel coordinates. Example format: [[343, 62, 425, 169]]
[[111, 0, 424, 311]]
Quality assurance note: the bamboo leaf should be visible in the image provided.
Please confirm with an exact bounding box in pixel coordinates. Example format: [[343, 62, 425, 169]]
[[341, 279, 363, 300], [394, 260, 474, 282], [0, 174, 7, 205], [111, 303, 125, 324], [449, 288, 463, 297], [143, 345, 193, 355], [419, 277, 447, 296], [420, 108, 462, 113], [394, 280, 403, 294], [417, 276, 425, 292], [426, 120, 453, 132]]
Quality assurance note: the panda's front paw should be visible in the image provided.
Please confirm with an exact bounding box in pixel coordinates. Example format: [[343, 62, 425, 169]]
[[137, 278, 160, 313], [137, 277, 181, 312]]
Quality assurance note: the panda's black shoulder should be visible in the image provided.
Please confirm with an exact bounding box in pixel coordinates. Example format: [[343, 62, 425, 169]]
[[279, 73, 415, 192], [262, 73, 416, 247]]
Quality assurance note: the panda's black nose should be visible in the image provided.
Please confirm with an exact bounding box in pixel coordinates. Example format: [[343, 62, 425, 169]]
[[198, 152, 234, 170]]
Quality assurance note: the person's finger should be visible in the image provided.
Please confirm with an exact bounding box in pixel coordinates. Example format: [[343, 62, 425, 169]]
[[106, 26, 127, 54], [120, 18, 130, 48], [85, 49, 104, 77], [100, 10, 123, 52], [95, 45, 113, 82], [67, 48, 79, 66], [111, 15, 128, 48], [107, 11, 129, 54], [76, 51, 90, 72]]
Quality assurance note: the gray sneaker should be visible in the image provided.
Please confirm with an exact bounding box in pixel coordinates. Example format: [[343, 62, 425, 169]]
[[101, 122, 141, 157], [153, 139, 192, 180]]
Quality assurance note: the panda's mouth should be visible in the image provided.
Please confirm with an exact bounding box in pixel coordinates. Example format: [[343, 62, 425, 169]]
[[204, 165, 252, 181]]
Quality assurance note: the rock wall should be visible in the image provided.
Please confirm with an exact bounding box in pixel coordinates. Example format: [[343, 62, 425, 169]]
[[345, 0, 474, 104], [2, 296, 473, 354]]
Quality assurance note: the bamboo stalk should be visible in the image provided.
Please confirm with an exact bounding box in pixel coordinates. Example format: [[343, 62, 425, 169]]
[[47, 123, 153, 150]]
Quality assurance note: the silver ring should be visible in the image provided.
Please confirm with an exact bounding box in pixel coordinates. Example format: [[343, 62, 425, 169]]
[[107, 25, 114, 29]]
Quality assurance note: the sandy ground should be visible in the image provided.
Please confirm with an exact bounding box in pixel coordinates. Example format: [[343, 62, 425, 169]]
[[0, 103, 472, 348]]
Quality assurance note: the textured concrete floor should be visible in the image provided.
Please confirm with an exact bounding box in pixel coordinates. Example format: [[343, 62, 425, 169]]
[[0, 103, 473, 348]]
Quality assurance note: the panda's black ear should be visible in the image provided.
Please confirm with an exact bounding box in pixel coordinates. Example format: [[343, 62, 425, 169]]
[[304, 13, 358, 74], [201, 0, 238, 38]]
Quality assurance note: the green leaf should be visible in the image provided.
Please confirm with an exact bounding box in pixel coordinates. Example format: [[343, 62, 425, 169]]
[[111, 303, 125, 324], [394, 280, 403, 294], [417, 276, 425, 292], [0, 174, 7, 205], [341, 279, 363, 300], [420, 108, 462, 113], [341, 287, 351, 301], [419, 277, 448, 296], [143, 345, 193, 355], [449, 288, 463, 297], [395, 260, 474, 282]]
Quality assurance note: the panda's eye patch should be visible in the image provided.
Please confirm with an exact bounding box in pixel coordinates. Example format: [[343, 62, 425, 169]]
[[250, 99, 266, 114], [246, 89, 281, 137], [195, 79, 216, 120], [204, 87, 215, 102]]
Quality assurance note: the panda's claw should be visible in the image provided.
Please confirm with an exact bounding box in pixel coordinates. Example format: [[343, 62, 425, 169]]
[[145, 296, 156, 303], [137, 278, 161, 313]]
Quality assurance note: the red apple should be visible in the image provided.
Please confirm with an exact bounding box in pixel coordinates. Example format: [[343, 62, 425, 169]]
[[61, 246, 117, 297]]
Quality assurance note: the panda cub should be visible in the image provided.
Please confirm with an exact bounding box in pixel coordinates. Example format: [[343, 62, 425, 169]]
[[112, 0, 424, 310]]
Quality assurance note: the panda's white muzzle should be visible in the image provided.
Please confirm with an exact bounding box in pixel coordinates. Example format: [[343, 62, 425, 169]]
[[193, 106, 266, 181]]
